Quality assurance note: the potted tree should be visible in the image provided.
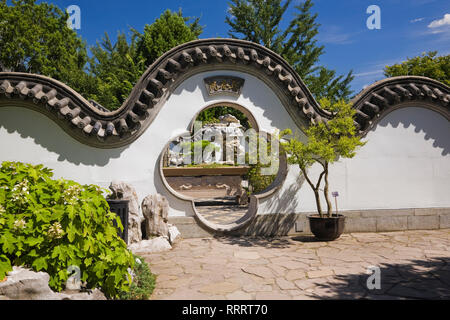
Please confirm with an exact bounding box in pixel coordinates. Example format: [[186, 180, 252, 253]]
[[282, 99, 366, 241]]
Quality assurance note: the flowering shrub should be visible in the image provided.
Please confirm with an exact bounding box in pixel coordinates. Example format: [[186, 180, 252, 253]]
[[0, 162, 135, 298]]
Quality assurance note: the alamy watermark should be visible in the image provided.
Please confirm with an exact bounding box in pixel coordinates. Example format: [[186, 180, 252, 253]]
[[366, 5, 381, 30], [66, 265, 81, 290], [67, 5, 81, 30], [366, 266, 381, 290]]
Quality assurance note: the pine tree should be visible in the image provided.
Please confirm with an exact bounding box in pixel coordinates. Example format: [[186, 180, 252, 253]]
[[226, 0, 354, 103], [87, 9, 203, 110], [133, 9, 203, 67], [88, 32, 146, 110]]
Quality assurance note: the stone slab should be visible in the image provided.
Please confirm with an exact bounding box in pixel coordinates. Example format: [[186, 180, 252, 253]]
[[345, 217, 377, 233], [376, 216, 408, 232], [440, 214, 450, 229], [408, 215, 440, 230], [361, 209, 414, 218]]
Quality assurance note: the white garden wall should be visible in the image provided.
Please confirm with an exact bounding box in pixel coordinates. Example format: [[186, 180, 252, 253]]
[[1, 71, 449, 220]]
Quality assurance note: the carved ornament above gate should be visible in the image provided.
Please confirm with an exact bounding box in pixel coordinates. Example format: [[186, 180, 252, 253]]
[[204, 76, 245, 97]]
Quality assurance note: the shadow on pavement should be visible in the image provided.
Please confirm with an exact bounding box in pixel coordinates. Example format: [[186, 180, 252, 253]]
[[311, 257, 450, 300]]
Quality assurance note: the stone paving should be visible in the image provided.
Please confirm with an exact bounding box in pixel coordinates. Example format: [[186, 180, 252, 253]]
[[138, 229, 450, 300], [195, 205, 249, 225]]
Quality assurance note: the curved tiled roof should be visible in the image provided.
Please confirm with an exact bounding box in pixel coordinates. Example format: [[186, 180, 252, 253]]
[[0, 38, 449, 148], [351, 76, 450, 135]]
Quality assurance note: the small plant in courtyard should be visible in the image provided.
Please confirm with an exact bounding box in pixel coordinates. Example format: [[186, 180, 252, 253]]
[[119, 255, 156, 300], [0, 162, 135, 298], [282, 99, 366, 239]]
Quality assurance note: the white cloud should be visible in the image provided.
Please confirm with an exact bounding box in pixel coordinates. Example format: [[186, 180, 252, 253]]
[[354, 70, 384, 78], [428, 13, 450, 28], [318, 25, 361, 45], [410, 17, 425, 23]]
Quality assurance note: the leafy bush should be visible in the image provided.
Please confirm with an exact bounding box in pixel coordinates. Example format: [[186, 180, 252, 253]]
[[245, 135, 279, 194], [119, 255, 156, 300], [0, 162, 135, 298], [246, 163, 277, 194]]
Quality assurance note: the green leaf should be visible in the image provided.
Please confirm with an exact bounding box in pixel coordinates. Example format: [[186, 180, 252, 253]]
[[25, 237, 44, 247], [66, 223, 77, 243], [1, 234, 16, 254], [84, 257, 93, 267], [0, 255, 12, 280], [32, 257, 48, 271]]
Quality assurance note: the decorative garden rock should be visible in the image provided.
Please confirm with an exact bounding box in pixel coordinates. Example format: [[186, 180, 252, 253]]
[[142, 194, 170, 238], [168, 224, 181, 245], [0, 267, 59, 300], [0, 267, 107, 300], [128, 237, 172, 253], [109, 181, 144, 244], [60, 289, 106, 301]]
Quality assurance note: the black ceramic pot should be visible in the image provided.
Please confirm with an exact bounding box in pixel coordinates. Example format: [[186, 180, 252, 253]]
[[308, 214, 346, 241]]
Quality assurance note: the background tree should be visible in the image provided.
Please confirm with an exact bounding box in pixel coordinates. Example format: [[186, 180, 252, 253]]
[[384, 51, 449, 86], [0, 0, 90, 91], [88, 9, 203, 109], [87, 33, 146, 110], [133, 9, 203, 67], [0, 2, 203, 110], [226, 0, 354, 103]]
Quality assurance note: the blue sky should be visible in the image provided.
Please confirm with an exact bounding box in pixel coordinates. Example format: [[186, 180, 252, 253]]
[[42, 0, 450, 94]]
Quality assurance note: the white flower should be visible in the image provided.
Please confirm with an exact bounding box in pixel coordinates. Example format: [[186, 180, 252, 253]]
[[0, 205, 5, 215], [47, 222, 64, 239], [135, 258, 142, 265], [10, 180, 30, 206], [13, 218, 26, 231], [62, 185, 82, 204]]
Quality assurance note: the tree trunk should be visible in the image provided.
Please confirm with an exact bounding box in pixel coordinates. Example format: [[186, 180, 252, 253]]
[[324, 162, 333, 217], [314, 190, 323, 218], [301, 166, 323, 218]]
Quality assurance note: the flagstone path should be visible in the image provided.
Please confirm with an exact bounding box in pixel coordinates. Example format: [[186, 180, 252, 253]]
[[138, 229, 450, 300], [195, 205, 249, 225]]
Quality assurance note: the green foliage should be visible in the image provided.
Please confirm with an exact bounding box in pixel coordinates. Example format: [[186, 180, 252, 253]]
[[226, 0, 354, 103], [0, 1, 203, 111], [246, 162, 277, 194], [83, 9, 202, 110], [181, 140, 216, 154], [282, 99, 365, 216], [196, 106, 252, 129], [119, 255, 156, 300], [85, 9, 203, 110], [384, 51, 450, 86], [245, 135, 279, 194], [0, 162, 135, 298], [0, 0, 89, 89], [134, 9, 203, 67], [87, 33, 147, 110]]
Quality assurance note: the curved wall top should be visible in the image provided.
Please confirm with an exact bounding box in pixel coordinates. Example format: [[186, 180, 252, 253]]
[[0, 38, 449, 149]]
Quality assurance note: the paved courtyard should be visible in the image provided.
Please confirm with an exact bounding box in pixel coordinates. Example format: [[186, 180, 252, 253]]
[[139, 229, 450, 300]]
